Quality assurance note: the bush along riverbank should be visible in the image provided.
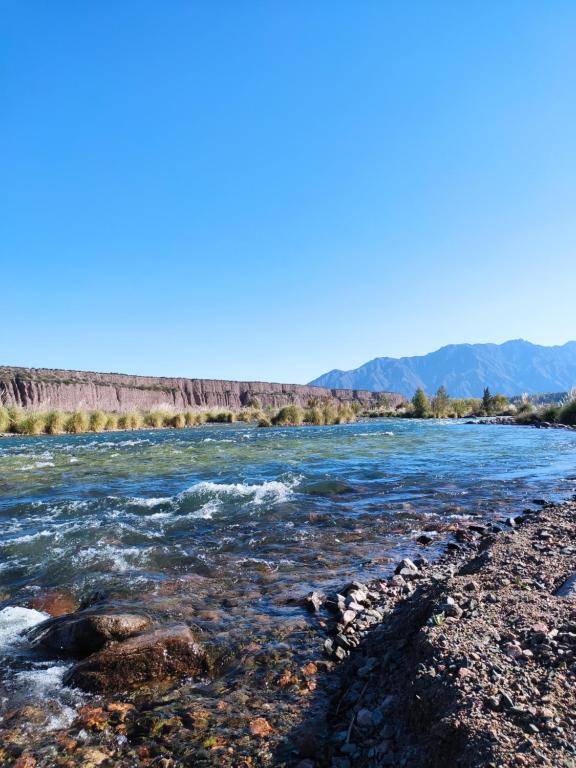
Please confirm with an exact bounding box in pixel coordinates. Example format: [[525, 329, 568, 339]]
[[3, 498, 575, 767], [0, 400, 357, 436], [473, 391, 576, 432], [512, 389, 576, 428], [363, 386, 513, 420]]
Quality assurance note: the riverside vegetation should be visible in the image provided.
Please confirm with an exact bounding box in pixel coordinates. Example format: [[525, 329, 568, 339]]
[[3, 386, 574, 437], [0, 399, 358, 436], [512, 387, 576, 427], [364, 385, 512, 420], [366, 384, 576, 426]]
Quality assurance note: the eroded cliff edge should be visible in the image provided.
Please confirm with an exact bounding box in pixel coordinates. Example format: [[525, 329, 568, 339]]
[[0, 366, 404, 412]]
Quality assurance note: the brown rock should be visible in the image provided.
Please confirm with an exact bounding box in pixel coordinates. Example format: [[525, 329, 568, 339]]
[[249, 717, 273, 738], [80, 748, 108, 767], [14, 756, 36, 768], [64, 625, 206, 692], [30, 592, 79, 617], [77, 705, 109, 731]]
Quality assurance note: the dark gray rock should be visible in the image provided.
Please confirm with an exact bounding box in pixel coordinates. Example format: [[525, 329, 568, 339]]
[[28, 610, 152, 656]]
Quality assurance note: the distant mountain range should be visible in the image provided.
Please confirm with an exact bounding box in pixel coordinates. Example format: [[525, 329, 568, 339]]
[[309, 340, 576, 398]]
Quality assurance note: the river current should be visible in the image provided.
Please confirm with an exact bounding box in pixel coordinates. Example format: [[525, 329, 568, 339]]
[[1, 418, 576, 731]]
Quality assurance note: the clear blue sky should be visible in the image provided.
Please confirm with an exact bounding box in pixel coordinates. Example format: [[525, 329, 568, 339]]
[[2, 2, 575, 383]]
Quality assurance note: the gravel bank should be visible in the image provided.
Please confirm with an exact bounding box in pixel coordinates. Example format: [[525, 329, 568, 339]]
[[318, 498, 576, 768]]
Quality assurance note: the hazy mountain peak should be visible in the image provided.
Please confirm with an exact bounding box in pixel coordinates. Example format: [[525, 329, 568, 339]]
[[309, 340, 576, 398]]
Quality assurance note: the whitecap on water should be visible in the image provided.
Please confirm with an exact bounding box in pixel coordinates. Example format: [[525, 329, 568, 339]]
[[0, 605, 49, 648], [19, 461, 55, 471], [178, 479, 298, 507], [0, 607, 84, 731], [128, 496, 172, 508], [124, 478, 299, 520], [72, 543, 146, 573]]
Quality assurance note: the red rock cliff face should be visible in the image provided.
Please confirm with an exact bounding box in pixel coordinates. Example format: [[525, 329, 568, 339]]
[[0, 367, 404, 412]]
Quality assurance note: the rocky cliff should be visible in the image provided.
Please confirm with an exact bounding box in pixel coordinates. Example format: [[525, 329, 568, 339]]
[[0, 366, 404, 412]]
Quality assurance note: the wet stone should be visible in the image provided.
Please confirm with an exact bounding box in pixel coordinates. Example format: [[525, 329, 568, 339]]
[[28, 610, 152, 656], [64, 625, 207, 692]]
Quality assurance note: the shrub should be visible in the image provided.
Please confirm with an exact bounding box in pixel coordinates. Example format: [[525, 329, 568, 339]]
[[207, 411, 235, 423], [540, 405, 561, 423], [6, 407, 24, 433], [104, 413, 119, 431], [184, 411, 196, 427], [560, 399, 576, 426], [171, 413, 186, 428], [45, 411, 66, 434], [66, 411, 89, 434], [304, 406, 325, 425], [336, 403, 356, 423], [258, 416, 271, 427], [322, 402, 338, 424], [0, 407, 10, 432], [145, 411, 165, 428], [118, 412, 142, 430], [16, 412, 47, 435], [490, 394, 509, 414], [272, 405, 304, 426], [89, 410, 107, 432]]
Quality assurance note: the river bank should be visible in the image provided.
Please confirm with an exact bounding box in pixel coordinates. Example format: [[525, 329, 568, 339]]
[[320, 496, 576, 768]]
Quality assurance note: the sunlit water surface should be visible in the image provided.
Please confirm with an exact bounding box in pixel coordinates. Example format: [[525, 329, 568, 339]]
[[1, 419, 575, 728]]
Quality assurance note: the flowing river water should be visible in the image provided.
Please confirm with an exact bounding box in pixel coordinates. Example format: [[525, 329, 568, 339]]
[[1, 418, 576, 757]]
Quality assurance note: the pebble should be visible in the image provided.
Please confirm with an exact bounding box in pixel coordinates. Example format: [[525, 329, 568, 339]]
[[395, 558, 420, 577], [305, 591, 325, 613], [356, 708, 374, 728]]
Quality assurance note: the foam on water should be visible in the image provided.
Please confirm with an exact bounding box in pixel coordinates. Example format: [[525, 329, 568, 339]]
[[128, 496, 172, 508], [0, 607, 84, 730], [0, 606, 49, 648], [178, 479, 297, 506], [126, 478, 298, 519], [72, 543, 146, 573], [19, 461, 55, 471]]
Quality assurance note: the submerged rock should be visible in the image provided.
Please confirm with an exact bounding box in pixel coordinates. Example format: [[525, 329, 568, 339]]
[[28, 610, 152, 656], [29, 591, 79, 617], [64, 624, 206, 692]]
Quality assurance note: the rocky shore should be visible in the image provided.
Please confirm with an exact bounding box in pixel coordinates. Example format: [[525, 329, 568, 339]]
[[2, 499, 575, 768], [316, 497, 576, 768]]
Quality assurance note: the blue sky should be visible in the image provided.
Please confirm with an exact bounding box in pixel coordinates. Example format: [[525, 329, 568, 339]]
[[2, 2, 575, 383]]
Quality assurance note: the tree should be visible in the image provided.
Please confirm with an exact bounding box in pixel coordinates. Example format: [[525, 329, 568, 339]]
[[431, 385, 450, 418], [490, 394, 509, 414], [482, 387, 492, 415], [412, 388, 430, 418]]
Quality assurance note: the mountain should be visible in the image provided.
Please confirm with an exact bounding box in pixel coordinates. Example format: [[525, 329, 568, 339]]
[[309, 340, 576, 398]]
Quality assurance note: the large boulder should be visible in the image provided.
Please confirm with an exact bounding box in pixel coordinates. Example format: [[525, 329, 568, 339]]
[[64, 625, 207, 692], [28, 611, 152, 656]]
